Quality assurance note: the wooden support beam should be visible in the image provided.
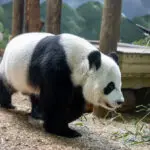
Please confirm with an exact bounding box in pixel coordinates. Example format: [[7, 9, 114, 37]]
[[25, 0, 44, 32], [93, 0, 122, 118], [99, 0, 122, 54], [11, 0, 24, 38], [46, 0, 62, 34]]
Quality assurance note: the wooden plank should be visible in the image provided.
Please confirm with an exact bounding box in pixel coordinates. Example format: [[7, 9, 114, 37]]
[[121, 65, 150, 73], [12, 0, 24, 38], [46, 0, 62, 34], [99, 0, 122, 53], [89, 40, 150, 54], [122, 77, 150, 89], [25, 0, 43, 32]]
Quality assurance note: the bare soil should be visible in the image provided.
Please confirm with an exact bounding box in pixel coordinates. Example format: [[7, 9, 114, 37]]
[[0, 93, 149, 150]]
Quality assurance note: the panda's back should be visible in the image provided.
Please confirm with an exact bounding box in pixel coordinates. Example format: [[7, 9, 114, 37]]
[[0, 32, 54, 94]]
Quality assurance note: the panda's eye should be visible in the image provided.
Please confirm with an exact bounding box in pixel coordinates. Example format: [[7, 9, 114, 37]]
[[104, 82, 115, 95]]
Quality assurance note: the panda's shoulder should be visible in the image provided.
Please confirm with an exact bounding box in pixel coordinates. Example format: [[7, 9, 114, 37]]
[[33, 34, 63, 56]]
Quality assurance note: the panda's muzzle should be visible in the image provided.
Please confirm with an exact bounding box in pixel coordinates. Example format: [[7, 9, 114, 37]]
[[103, 101, 124, 110], [105, 102, 114, 109], [99, 102, 116, 111], [98, 98, 116, 110]]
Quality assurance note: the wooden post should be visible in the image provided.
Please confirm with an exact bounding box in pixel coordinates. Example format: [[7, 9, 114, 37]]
[[46, 0, 62, 34], [11, 0, 24, 38], [99, 0, 122, 54], [93, 0, 122, 118], [25, 0, 44, 32]]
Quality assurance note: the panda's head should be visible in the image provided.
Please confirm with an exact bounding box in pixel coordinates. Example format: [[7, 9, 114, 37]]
[[83, 51, 124, 110]]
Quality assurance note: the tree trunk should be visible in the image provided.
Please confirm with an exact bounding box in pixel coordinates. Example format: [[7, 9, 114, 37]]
[[99, 0, 122, 54], [46, 0, 62, 34], [25, 0, 44, 32], [11, 0, 24, 38], [93, 0, 122, 118]]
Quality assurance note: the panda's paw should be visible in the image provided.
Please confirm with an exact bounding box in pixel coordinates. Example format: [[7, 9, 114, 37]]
[[8, 104, 15, 109], [28, 115, 43, 128], [29, 111, 43, 120], [44, 125, 82, 138], [63, 128, 82, 138]]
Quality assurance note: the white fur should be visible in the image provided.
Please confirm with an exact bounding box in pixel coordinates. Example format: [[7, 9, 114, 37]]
[[0, 32, 54, 94], [60, 33, 98, 86], [82, 53, 124, 110], [60, 34, 124, 110]]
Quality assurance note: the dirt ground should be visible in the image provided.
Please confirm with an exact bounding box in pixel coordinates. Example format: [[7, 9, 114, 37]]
[[0, 93, 149, 150]]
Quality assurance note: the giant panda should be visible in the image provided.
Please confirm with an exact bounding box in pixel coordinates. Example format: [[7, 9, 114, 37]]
[[0, 32, 124, 138]]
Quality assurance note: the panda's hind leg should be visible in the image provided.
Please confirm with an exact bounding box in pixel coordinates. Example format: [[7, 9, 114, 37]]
[[0, 77, 15, 109], [40, 83, 81, 138]]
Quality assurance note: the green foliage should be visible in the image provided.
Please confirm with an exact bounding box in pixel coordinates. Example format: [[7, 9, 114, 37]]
[[0, 38, 9, 49], [133, 15, 150, 28], [61, 3, 85, 34], [0, 22, 4, 32], [0, 1, 149, 44], [0, 6, 4, 21], [0, 27, 9, 49], [40, 2, 46, 21], [34, 1, 146, 43], [0, 3, 11, 49], [0, 40, 7, 49], [133, 36, 150, 47], [1, 2, 12, 32], [120, 17, 145, 43], [77, 1, 102, 40], [41, 2, 85, 34]]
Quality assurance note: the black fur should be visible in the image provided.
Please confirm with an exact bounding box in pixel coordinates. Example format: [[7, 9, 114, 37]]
[[104, 82, 115, 95], [0, 77, 15, 109], [108, 52, 119, 65], [88, 51, 101, 70], [66, 86, 85, 123], [29, 35, 85, 138], [29, 94, 43, 120]]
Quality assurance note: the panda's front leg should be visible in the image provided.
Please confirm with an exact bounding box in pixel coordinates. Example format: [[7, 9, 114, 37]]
[[66, 86, 85, 123], [29, 94, 43, 120], [40, 85, 81, 138], [0, 78, 15, 109]]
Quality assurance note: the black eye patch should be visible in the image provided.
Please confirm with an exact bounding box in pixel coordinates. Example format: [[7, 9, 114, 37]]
[[104, 82, 115, 95]]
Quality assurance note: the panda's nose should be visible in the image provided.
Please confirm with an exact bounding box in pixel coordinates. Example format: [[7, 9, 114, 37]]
[[116, 101, 124, 105], [116, 96, 124, 105]]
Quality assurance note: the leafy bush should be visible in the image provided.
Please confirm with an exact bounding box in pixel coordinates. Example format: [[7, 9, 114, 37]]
[[0, 40, 7, 49], [61, 3, 85, 34], [0, 22, 4, 32], [133, 15, 150, 29], [0, 1, 148, 43], [0, 28, 9, 49], [133, 36, 150, 47], [0, 6, 4, 22]]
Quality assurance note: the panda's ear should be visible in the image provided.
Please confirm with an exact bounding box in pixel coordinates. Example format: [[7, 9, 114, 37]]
[[108, 52, 119, 65], [88, 51, 101, 70]]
